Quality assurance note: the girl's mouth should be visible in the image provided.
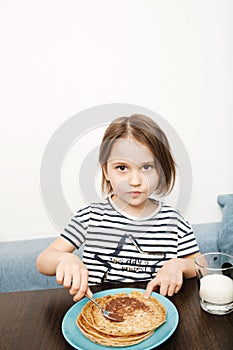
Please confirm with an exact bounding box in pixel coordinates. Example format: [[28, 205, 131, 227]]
[[128, 191, 142, 197]]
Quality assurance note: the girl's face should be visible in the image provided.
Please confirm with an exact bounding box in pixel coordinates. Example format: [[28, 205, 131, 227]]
[[104, 138, 159, 216]]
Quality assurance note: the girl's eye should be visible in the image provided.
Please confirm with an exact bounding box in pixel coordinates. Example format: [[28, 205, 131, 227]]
[[116, 165, 127, 172], [142, 164, 153, 171]]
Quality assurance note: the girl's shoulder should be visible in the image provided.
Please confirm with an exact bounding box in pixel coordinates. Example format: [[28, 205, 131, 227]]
[[159, 202, 192, 229], [159, 202, 179, 213], [73, 200, 113, 217], [158, 202, 186, 220]]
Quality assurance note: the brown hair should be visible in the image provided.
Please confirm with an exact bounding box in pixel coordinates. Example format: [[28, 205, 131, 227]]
[[99, 114, 176, 196]]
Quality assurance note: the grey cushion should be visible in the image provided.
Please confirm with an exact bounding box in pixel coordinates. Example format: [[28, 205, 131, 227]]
[[193, 222, 220, 254], [217, 194, 233, 255], [0, 237, 83, 292]]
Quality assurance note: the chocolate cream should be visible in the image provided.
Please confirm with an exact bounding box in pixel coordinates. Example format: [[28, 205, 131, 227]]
[[105, 296, 149, 319]]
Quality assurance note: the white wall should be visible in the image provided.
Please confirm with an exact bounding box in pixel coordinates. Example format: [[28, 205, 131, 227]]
[[0, 0, 232, 241]]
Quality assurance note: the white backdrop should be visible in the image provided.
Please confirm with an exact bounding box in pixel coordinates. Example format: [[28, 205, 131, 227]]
[[0, 0, 232, 241]]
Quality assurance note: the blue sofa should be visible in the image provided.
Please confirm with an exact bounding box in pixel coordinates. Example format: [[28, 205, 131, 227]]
[[0, 222, 221, 293]]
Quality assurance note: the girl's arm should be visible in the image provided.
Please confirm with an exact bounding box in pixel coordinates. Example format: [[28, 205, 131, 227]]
[[144, 252, 200, 298], [36, 237, 92, 301]]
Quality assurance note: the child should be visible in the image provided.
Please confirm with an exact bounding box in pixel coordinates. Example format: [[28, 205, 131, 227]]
[[36, 114, 199, 301]]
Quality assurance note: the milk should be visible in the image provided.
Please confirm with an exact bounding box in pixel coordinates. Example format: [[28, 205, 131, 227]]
[[200, 274, 233, 305]]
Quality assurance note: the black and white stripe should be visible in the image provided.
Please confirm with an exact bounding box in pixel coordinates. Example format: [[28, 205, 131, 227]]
[[61, 200, 199, 284]]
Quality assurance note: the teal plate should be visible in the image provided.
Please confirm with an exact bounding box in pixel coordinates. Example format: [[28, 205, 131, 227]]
[[62, 288, 179, 350]]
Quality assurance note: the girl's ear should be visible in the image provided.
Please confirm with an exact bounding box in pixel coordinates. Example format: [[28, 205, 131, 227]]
[[102, 164, 109, 181]]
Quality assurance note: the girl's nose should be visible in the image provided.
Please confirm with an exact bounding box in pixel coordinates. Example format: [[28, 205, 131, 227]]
[[128, 169, 142, 186]]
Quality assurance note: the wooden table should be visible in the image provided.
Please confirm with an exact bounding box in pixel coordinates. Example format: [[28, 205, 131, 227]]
[[0, 278, 232, 350]]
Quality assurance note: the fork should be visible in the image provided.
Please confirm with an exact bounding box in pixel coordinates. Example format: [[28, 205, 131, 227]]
[[85, 295, 124, 322]]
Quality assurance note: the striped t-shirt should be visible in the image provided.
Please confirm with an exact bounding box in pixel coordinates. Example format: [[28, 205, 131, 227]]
[[61, 199, 199, 285]]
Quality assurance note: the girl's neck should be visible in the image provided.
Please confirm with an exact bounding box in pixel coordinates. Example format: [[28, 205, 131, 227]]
[[111, 195, 159, 219]]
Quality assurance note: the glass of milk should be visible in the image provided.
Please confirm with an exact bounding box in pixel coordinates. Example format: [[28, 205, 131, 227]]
[[195, 253, 233, 315]]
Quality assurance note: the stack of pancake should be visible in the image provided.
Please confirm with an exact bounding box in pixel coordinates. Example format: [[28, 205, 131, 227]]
[[76, 290, 166, 347]]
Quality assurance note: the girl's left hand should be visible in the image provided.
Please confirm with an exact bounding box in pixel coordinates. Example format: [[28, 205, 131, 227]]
[[144, 258, 185, 298]]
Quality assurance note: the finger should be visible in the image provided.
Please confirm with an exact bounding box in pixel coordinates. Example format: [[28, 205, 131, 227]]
[[174, 282, 182, 294], [86, 287, 93, 298], [73, 269, 89, 302], [172, 275, 183, 295], [69, 275, 81, 296], [144, 279, 159, 299], [167, 283, 177, 296], [159, 282, 169, 296], [63, 272, 72, 289], [56, 267, 64, 285]]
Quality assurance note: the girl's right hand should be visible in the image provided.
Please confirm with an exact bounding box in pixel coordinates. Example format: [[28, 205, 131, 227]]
[[56, 253, 92, 301]]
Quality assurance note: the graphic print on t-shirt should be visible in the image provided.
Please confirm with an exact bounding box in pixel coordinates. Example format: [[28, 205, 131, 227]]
[[94, 234, 166, 283]]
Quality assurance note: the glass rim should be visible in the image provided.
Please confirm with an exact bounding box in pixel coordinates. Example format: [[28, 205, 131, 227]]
[[195, 252, 233, 271]]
